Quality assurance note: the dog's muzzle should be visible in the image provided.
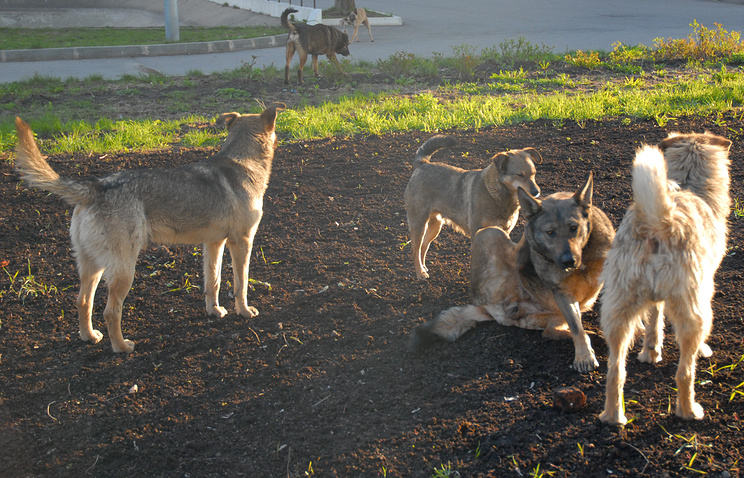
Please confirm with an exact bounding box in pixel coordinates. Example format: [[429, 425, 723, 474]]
[[559, 253, 577, 270]]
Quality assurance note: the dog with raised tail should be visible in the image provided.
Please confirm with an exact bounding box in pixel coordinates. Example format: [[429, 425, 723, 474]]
[[282, 7, 350, 85], [14, 103, 286, 354], [404, 134, 542, 280], [599, 132, 732, 426]]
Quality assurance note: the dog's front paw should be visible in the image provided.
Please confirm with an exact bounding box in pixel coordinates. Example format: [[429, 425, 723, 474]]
[[112, 339, 135, 354], [572, 350, 599, 373], [415, 267, 429, 280], [237, 305, 259, 318], [207, 305, 228, 318], [638, 346, 662, 364], [599, 408, 628, 426], [698, 342, 713, 358], [80, 329, 104, 344], [677, 401, 705, 420]]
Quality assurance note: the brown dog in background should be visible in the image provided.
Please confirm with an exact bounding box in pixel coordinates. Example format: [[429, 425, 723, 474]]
[[340, 7, 374, 43], [599, 132, 731, 426], [404, 134, 542, 280], [14, 103, 285, 353], [282, 8, 350, 85]]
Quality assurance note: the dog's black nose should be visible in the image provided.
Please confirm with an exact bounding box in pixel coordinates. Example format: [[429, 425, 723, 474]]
[[560, 253, 576, 269], [532, 186, 541, 198]]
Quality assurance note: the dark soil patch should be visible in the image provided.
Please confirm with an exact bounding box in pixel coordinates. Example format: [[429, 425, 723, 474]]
[[1, 113, 743, 477]]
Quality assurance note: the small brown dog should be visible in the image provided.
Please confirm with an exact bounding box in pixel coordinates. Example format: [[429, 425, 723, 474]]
[[409, 173, 615, 373], [404, 134, 542, 280], [282, 8, 350, 85], [599, 132, 732, 425], [340, 7, 374, 43], [14, 103, 285, 353]]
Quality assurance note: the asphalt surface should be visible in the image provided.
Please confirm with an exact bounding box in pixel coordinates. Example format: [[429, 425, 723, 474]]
[[1, 0, 743, 83]]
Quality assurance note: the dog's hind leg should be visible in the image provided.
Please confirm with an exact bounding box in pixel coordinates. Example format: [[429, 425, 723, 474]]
[[102, 263, 137, 353], [363, 19, 374, 41], [418, 214, 444, 278], [311, 54, 321, 78], [542, 314, 572, 340], [666, 297, 711, 420], [228, 233, 259, 318], [599, 300, 646, 425], [297, 52, 309, 84], [638, 303, 664, 363], [407, 213, 439, 280], [284, 42, 296, 84], [76, 254, 104, 345], [204, 239, 228, 318]]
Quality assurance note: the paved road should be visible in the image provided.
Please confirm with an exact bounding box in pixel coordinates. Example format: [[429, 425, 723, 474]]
[[1, 0, 743, 83]]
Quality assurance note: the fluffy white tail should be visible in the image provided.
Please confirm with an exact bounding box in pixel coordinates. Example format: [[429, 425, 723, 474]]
[[631, 145, 673, 230]]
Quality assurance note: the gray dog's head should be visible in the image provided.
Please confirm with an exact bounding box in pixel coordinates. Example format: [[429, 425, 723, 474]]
[[336, 31, 351, 56], [519, 172, 594, 271]]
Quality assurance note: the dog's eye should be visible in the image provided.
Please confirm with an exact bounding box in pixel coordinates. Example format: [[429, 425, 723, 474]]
[[545, 230, 556, 237], [570, 225, 579, 233]]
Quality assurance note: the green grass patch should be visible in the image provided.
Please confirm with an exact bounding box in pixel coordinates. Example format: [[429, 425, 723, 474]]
[[2, 21, 744, 155], [0, 26, 285, 50], [3, 67, 744, 155]]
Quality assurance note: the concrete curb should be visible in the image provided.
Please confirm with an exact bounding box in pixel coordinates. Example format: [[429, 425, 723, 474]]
[[0, 34, 286, 62]]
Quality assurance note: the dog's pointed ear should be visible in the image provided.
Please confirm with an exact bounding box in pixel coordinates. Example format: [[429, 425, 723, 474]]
[[518, 186, 542, 218], [493, 152, 510, 174], [216, 112, 240, 130], [574, 171, 593, 209], [524, 147, 543, 164], [703, 132, 732, 151], [260, 102, 286, 132], [658, 134, 686, 152]]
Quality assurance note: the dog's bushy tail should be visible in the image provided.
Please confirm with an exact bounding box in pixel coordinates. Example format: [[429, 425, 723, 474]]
[[413, 135, 457, 168], [408, 304, 493, 353], [281, 8, 298, 30], [15, 117, 96, 206], [632, 145, 675, 233]]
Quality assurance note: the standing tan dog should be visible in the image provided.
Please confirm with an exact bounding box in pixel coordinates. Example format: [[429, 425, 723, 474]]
[[409, 173, 615, 373], [340, 7, 374, 43], [599, 132, 731, 426], [282, 8, 350, 85], [13, 103, 285, 353], [404, 134, 542, 280]]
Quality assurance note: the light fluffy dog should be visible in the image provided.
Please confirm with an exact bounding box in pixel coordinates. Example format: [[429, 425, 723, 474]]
[[340, 7, 374, 43], [404, 134, 541, 280], [599, 132, 732, 425], [14, 103, 285, 353]]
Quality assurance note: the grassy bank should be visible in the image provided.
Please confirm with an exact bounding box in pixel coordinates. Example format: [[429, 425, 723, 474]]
[[1, 21, 743, 155]]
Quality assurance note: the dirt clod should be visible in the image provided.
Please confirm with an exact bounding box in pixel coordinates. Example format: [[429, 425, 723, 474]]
[[553, 386, 587, 412]]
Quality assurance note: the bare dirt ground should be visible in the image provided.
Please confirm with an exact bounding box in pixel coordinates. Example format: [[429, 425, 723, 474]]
[[1, 95, 744, 476]]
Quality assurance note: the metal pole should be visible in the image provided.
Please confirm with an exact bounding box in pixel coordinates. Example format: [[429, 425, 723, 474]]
[[165, 0, 180, 42]]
